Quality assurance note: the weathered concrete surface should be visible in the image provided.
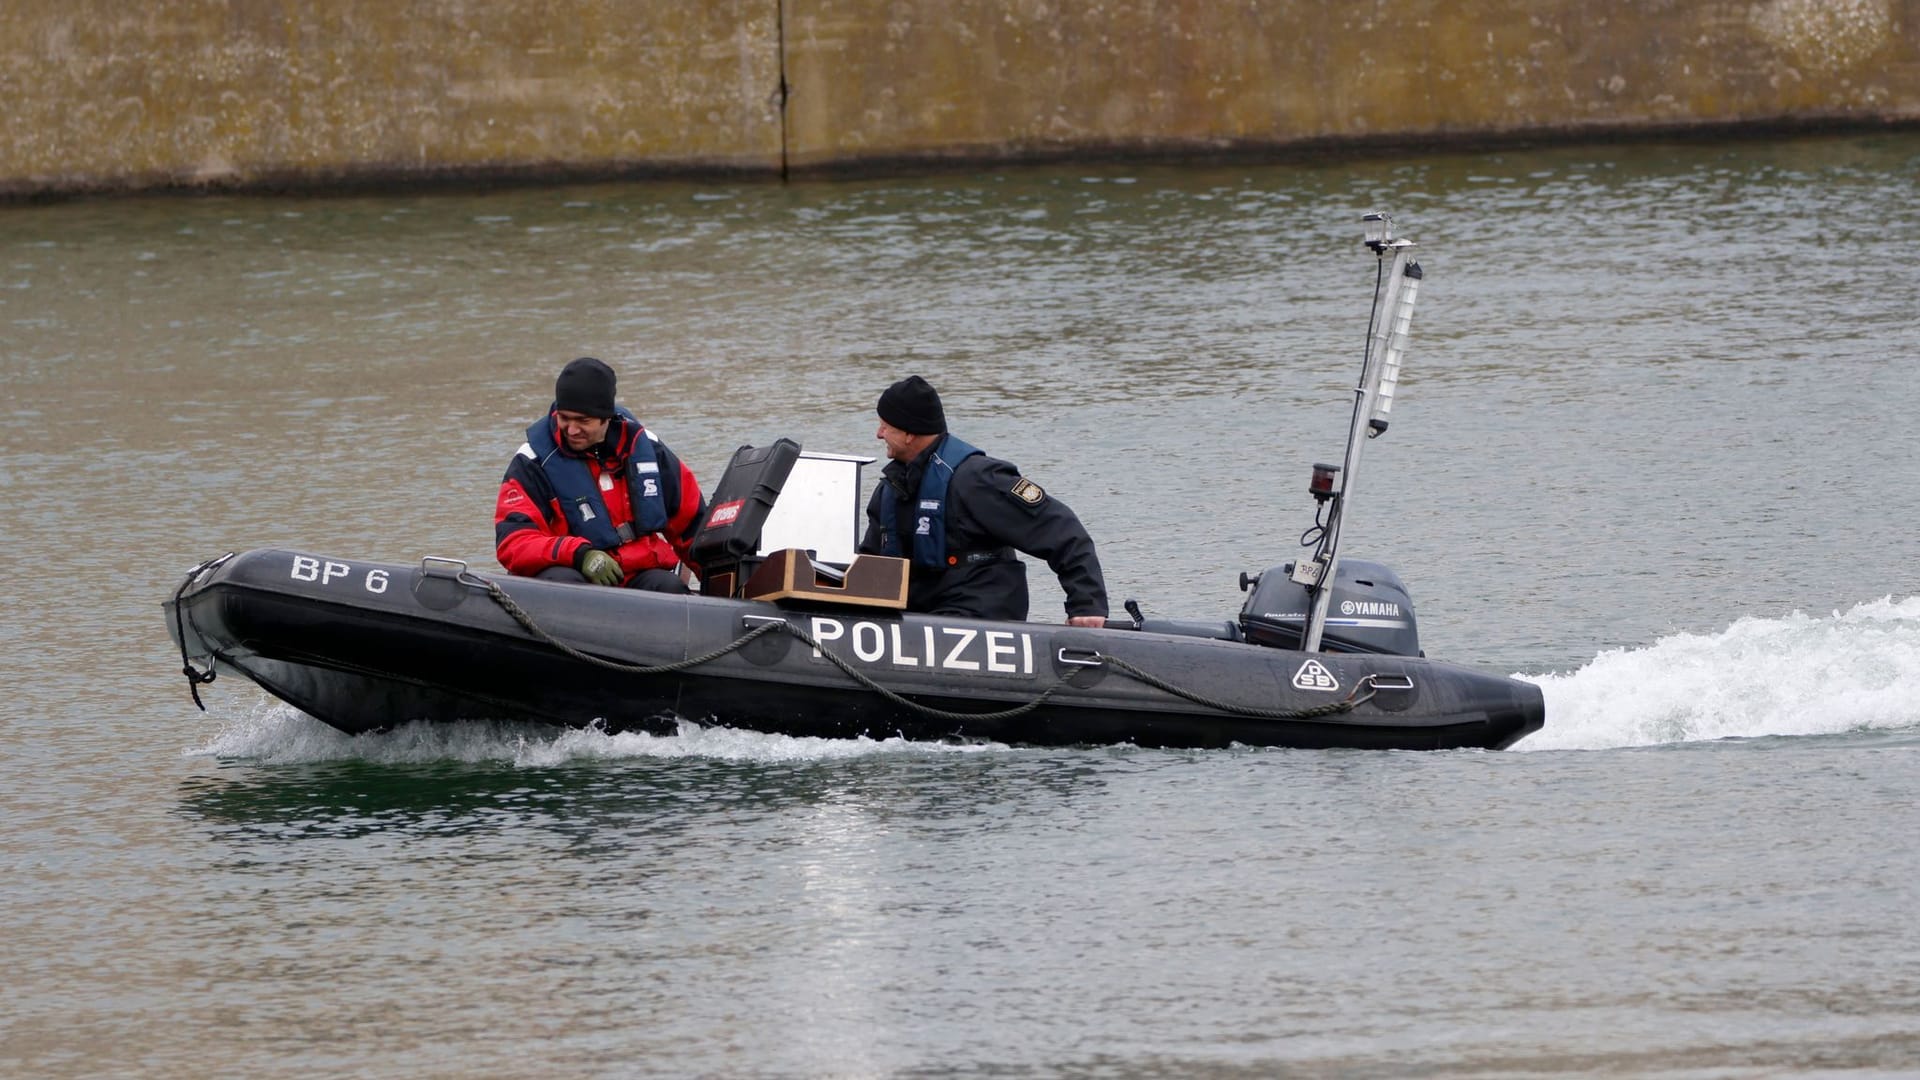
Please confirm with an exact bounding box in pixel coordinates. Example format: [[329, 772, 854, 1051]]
[[0, 1, 783, 195], [783, 0, 1920, 166], [3, 0, 1917, 195]]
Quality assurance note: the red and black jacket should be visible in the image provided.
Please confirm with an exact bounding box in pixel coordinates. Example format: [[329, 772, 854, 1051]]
[[494, 409, 706, 582]]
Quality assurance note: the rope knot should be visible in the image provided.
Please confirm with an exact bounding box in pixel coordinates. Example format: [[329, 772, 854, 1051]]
[[181, 663, 216, 710]]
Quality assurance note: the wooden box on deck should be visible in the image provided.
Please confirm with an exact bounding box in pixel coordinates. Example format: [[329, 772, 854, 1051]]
[[744, 549, 909, 610]]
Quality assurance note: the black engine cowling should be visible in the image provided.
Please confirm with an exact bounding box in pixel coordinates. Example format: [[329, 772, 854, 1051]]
[[1237, 558, 1420, 657]]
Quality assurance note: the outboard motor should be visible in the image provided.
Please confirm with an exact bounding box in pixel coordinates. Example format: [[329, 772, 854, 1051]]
[[1238, 558, 1420, 657]]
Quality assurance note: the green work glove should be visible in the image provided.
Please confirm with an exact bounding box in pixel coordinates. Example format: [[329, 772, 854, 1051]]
[[577, 549, 623, 587]]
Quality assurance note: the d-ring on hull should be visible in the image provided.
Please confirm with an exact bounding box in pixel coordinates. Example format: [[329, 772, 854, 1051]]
[[166, 548, 1544, 751]]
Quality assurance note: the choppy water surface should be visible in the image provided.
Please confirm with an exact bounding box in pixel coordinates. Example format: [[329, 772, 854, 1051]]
[[6, 134, 1920, 1077]]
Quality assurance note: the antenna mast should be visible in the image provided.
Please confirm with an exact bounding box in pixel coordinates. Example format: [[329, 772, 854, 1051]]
[[1297, 213, 1424, 653]]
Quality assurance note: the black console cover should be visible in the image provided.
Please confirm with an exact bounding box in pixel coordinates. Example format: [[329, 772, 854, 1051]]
[[689, 438, 802, 567]]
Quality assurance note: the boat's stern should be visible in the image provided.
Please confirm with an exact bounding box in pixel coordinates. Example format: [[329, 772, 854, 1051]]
[[1493, 675, 1547, 749]]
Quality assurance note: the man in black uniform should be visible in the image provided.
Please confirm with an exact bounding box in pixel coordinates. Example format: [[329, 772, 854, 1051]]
[[859, 375, 1108, 626]]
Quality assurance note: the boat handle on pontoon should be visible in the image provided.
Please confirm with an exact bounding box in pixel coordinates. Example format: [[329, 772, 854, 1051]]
[[1056, 648, 1103, 667], [419, 555, 498, 591]]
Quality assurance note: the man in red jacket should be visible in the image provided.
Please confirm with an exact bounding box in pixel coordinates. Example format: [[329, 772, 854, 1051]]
[[494, 357, 706, 592]]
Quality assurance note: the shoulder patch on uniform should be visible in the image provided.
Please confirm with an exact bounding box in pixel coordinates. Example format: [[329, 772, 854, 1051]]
[[1010, 477, 1046, 505], [516, 442, 536, 460]]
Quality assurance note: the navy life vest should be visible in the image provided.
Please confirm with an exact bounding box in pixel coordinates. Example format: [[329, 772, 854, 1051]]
[[878, 433, 983, 568], [525, 408, 670, 551]]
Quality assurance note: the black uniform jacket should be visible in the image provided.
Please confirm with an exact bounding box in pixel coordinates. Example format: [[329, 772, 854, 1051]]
[[859, 443, 1108, 622]]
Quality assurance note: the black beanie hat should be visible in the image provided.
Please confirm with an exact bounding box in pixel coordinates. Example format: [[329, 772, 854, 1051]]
[[554, 356, 617, 418], [877, 375, 946, 435]]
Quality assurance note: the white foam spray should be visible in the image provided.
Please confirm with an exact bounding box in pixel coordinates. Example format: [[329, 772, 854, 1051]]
[[1517, 596, 1920, 751], [184, 698, 1006, 766]]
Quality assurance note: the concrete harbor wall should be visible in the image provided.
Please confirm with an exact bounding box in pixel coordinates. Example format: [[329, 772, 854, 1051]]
[[3, 0, 1916, 196]]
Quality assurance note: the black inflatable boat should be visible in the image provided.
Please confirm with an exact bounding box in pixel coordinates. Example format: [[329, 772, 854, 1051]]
[[164, 545, 1540, 750], [162, 214, 1545, 751]]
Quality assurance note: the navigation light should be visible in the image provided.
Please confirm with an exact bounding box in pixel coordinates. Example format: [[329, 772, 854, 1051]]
[[1362, 211, 1393, 250], [1309, 462, 1342, 502]]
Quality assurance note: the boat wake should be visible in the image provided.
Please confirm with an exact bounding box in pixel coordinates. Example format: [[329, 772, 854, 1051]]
[[1518, 596, 1920, 751], [184, 703, 1010, 767]]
